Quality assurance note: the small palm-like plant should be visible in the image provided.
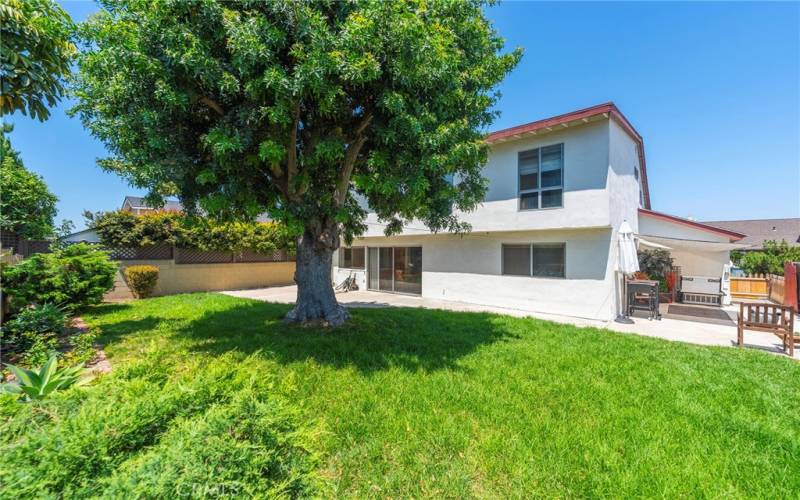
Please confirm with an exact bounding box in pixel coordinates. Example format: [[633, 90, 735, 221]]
[[0, 355, 92, 401]]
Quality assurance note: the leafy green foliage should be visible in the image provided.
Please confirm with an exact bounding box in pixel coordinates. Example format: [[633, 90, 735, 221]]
[[0, 0, 76, 121], [0, 355, 90, 401], [89, 210, 296, 254], [0, 352, 320, 497], [637, 249, 673, 280], [71, 0, 521, 243], [732, 240, 800, 275], [0, 125, 58, 238], [1, 303, 66, 364], [123, 265, 158, 299], [1, 243, 117, 313]]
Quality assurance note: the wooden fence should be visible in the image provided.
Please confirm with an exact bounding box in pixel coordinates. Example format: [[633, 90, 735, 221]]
[[730, 276, 769, 300], [769, 274, 785, 304], [730, 270, 794, 309]]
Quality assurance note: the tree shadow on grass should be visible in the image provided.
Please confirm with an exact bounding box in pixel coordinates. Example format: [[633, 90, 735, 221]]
[[95, 316, 164, 346], [177, 299, 518, 374]]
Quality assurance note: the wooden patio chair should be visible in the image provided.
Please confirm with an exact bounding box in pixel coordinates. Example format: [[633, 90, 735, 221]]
[[737, 303, 797, 357]]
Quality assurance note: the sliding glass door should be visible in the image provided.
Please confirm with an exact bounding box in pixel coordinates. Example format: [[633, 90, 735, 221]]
[[367, 246, 422, 295], [367, 248, 379, 290], [378, 247, 393, 291]]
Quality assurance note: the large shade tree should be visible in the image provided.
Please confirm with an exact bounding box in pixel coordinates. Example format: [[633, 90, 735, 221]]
[[72, 0, 521, 325], [0, 125, 58, 239], [0, 0, 76, 121]]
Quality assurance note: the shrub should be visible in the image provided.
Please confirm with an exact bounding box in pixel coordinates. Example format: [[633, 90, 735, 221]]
[[1, 243, 117, 313], [0, 354, 319, 497], [732, 240, 800, 275], [124, 265, 159, 299], [637, 249, 673, 280], [0, 355, 91, 401], [1, 304, 66, 363], [90, 210, 297, 255]]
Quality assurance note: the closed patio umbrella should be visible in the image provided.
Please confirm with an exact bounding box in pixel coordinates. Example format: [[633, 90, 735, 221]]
[[617, 221, 639, 275], [616, 220, 639, 322]]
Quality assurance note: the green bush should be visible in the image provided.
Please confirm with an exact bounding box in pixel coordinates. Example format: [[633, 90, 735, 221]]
[[637, 249, 673, 281], [1, 304, 66, 365], [1, 243, 117, 313], [89, 210, 297, 255], [124, 265, 159, 299], [0, 354, 319, 497], [732, 240, 800, 275]]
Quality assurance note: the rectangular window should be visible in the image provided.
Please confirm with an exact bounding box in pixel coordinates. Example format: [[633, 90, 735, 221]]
[[502, 243, 565, 278], [502, 244, 531, 276], [532, 243, 565, 278], [339, 247, 365, 269], [518, 144, 563, 210]]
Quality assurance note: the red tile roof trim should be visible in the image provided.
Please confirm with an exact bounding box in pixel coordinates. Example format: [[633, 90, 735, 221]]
[[485, 102, 652, 209], [639, 208, 746, 241]]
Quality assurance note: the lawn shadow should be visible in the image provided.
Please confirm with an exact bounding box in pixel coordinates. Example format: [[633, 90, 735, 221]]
[[177, 299, 517, 374], [95, 316, 163, 346]]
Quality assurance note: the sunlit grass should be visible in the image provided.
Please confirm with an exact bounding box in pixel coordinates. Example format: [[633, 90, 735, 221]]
[[10, 292, 799, 497]]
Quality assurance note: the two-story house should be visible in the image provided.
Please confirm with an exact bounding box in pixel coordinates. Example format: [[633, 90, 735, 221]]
[[333, 103, 748, 321]]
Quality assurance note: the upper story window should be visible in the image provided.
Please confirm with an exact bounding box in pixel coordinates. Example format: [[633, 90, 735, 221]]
[[339, 247, 365, 269], [518, 144, 563, 210]]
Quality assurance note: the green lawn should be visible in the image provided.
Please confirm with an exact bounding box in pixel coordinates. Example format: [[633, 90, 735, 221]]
[[4, 293, 800, 497]]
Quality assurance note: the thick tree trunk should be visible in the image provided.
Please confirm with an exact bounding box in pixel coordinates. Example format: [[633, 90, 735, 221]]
[[285, 221, 348, 326]]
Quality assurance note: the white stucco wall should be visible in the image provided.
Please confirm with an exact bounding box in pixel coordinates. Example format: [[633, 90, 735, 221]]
[[357, 120, 615, 237], [639, 214, 731, 243], [668, 249, 729, 277], [333, 228, 618, 321], [607, 119, 642, 234]]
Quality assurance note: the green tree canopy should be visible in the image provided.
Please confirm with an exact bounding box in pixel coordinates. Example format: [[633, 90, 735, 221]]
[[732, 240, 800, 276], [0, 0, 76, 121], [0, 125, 58, 239], [72, 0, 521, 325]]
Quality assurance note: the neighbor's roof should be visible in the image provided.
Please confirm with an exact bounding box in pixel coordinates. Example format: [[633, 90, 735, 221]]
[[485, 102, 651, 209], [122, 196, 183, 212], [639, 208, 747, 242], [121, 195, 272, 222], [702, 218, 800, 249]]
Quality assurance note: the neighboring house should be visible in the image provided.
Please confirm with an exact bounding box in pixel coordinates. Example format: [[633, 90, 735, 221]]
[[333, 102, 748, 321], [121, 195, 184, 215], [702, 218, 800, 250], [61, 227, 101, 243]]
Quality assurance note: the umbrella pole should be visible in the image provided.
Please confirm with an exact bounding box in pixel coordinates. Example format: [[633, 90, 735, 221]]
[[615, 271, 634, 324]]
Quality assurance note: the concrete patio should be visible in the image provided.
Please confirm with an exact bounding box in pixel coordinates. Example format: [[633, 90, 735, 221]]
[[223, 285, 799, 360]]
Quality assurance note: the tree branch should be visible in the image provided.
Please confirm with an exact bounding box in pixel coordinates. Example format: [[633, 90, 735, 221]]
[[286, 101, 301, 197], [199, 96, 224, 116], [333, 113, 373, 206]]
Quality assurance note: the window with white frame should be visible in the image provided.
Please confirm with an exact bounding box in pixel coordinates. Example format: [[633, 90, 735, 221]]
[[339, 247, 365, 269], [501, 243, 565, 278], [518, 144, 563, 210]]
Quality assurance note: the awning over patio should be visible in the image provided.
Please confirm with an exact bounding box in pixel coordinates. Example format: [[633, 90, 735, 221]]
[[637, 235, 750, 252]]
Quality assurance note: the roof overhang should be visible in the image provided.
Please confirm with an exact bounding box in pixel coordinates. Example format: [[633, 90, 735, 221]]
[[639, 208, 747, 242], [485, 102, 652, 209]]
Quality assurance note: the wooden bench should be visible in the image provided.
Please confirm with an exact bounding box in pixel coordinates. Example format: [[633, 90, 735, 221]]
[[737, 303, 797, 356]]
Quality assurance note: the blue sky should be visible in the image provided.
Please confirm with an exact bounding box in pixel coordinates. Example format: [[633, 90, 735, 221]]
[[6, 1, 799, 230]]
